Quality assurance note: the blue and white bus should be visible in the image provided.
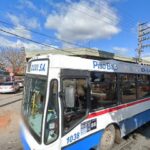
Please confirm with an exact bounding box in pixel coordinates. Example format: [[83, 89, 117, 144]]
[[0, 70, 9, 83], [20, 54, 150, 150]]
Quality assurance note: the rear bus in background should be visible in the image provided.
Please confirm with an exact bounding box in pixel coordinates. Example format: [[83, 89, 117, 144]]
[[20, 54, 150, 150]]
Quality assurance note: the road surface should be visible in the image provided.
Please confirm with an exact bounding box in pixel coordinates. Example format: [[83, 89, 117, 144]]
[[0, 91, 150, 150], [0, 91, 22, 150]]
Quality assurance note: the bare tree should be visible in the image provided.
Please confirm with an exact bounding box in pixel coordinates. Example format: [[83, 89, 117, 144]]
[[0, 46, 26, 75]]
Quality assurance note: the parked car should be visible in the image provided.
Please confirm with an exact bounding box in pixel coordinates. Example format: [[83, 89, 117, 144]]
[[16, 80, 24, 88], [0, 81, 20, 93]]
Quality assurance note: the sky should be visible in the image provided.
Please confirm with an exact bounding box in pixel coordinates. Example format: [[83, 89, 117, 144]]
[[0, 0, 149, 58]]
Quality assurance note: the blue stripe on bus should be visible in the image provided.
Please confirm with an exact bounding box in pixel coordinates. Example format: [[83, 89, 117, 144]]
[[62, 130, 104, 150], [20, 109, 150, 150], [119, 109, 150, 135], [63, 109, 150, 150], [20, 128, 30, 150]]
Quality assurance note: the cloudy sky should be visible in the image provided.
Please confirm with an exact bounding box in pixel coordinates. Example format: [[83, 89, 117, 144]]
[[0, 0, 149, 57]]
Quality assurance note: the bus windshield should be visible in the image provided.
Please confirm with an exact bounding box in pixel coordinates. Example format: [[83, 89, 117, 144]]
[[23, 76, 47, 143]]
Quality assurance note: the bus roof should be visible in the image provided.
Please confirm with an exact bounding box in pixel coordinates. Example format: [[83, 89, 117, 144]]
[[27, 54, 150, 75]]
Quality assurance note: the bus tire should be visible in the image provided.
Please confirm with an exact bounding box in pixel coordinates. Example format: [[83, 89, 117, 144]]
[[115, 125, 121, 144], [99, 125, 115, 150]]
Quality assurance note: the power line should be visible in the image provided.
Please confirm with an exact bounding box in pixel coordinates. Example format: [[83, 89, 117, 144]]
[[1, 18, 117, 56], [0, 28, 77, 55], [0, 1, 141, 56], [139, 22, 148, 26], [68, 3, 118, 25], [8, 1, 119, 46], [67, 0, 136, 24], [66, 0, 136, 31], [0, 20, 88, 49], [138, 36, 150, 42], [2, 1, 134, 41], [0, 27, 105, 58], [0, 0, 137, 49], [0, 28, 58, 49], [91, 0, 138, 27], [140, 26, 150, 32], [141, 44, 150, 48], [65, 1, 137, 34]]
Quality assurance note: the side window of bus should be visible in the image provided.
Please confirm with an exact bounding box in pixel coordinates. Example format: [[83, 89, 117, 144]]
[[62, 78, 87, 133], [45, 80, 59, 144], [137, 75, 150, 99], [90, 72, 117, 110], [120, 74, 136, 103]]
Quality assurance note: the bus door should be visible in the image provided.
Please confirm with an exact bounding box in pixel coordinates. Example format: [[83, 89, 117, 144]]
[[60, 69, 90, 149]]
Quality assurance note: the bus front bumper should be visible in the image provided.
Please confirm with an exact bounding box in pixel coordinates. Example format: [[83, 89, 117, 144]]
[[20, 126, 31, 150]]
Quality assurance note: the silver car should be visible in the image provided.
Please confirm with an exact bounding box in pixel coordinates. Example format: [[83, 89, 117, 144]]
[[16, 80, 24, 88], [0, 82, 20, 93]]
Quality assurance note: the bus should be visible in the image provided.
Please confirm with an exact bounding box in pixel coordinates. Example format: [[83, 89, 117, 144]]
[[20, 54, 150, 150], [0, 70, 9, 83]]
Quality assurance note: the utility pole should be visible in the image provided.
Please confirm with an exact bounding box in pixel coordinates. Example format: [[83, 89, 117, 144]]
[[137, 22, 150, 63], [20, 46, 26, 74]]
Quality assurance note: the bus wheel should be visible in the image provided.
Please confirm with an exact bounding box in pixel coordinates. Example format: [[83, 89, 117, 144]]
[[99, 125, 115, 150]]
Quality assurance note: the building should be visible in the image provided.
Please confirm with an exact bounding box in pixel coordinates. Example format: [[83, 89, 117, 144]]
[[26, 48, 150, 64], [143, 56, 150, 62]]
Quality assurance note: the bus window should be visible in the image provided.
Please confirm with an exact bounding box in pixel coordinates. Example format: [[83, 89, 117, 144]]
[[62, 79, 87, 133], [121, 74, 136, 103], [23, 77, 47, 143], [90, 72, 117, 110], [138, 75, 150, 99], [44, 80, 59, 144]]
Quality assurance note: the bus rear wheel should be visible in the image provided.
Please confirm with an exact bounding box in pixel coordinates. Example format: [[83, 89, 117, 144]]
[[99, 125, 115, 150]]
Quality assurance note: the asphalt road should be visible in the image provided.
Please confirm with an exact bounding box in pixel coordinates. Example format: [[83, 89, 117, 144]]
[[0, 91, 150, 150], [0, 92, 22, 107]]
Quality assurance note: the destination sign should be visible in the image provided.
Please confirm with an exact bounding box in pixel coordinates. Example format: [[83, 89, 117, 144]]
[[29, 60, 48, 75]]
